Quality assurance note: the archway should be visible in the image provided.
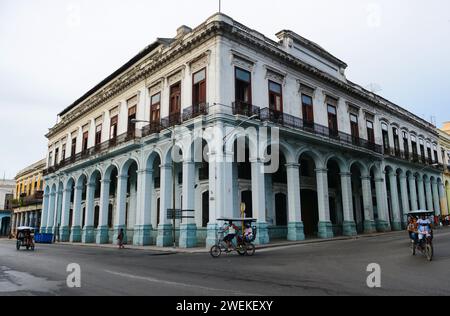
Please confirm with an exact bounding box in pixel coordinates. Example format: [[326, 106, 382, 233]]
[[299, 153, 319, 237], [350, 163, 365, 234], [327, 159, 344, 236]]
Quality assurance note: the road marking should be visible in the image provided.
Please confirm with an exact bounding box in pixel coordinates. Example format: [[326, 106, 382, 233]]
[[104, 269, 260, 295]]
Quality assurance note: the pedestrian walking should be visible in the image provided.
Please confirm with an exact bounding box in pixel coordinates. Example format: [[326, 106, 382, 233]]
[[117, 229, 125, 249]]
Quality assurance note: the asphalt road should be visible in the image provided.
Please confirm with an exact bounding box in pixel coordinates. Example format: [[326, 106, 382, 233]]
[[1, 228, 450, 296]]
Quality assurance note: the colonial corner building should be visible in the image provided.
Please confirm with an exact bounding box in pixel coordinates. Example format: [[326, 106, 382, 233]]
[[40, 13, 449, 248], [11, 159, 46, 234]]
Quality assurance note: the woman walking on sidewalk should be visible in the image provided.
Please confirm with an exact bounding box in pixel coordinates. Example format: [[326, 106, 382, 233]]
[[117, 229, 125, 249]]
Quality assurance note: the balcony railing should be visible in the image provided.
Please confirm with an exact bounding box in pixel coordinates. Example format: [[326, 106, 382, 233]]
[[182, 103, 208, 121], [259, 108, 383, 154], [385, 148, 445, 169], [12, 191, 44, 208], [142, 122, 163, 138], [44, 130, 139, 176], [161, 113, 182, 129], [232, 101, 261, 118]]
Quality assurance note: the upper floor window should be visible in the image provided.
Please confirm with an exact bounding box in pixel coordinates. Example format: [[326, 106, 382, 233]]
[[169, 82, 182, 120], [268, 81, 283, 112], [235, 68, 252, 105], [381, 123, 390, 152], [192, 68, 206, 106], [327, 105, 338, 137], [419, 139, 425, 160], [48, 151, 53, 167], [150, 93, 161, 123], [350, 113, 359, 141], [54, 147, 59, 165], [411, 135, 418, 159], [426, 142, 432, 162], [301, 94, 314, 128], [61, 144, 66, 161], [71, 138, 77, 157], [393, 127, 400, 155], [128, 106, 137, 136], [367, 120, 375, 144], [433, 144, 438, 163], [95, 124, 102, 145], [82, 131, 89, 152], [402, 131, 409, 157], [110, 116, 118, 140]]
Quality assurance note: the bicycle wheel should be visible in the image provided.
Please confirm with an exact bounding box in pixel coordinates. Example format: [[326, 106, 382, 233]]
[[210, 245, 222, 258], [425, 244, 433, 262], [245, 243, 255, 256], [236, 245, 246, 256], [411, 242, 416, 256], [16, 241, 20, 251]]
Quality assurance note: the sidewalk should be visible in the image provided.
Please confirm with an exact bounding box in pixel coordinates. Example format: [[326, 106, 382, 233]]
[[49, 229, 408, 254]]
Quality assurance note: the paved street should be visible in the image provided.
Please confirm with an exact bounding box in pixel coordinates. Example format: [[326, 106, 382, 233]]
[[1, 229, 450, 296]]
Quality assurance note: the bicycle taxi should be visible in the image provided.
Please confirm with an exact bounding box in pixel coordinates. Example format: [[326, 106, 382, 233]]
[[406, 210, 434, 261], [210, 218, 257, 258], [16, 226, 35, 251]]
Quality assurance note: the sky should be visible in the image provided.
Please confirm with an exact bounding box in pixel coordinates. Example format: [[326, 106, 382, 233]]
[[0, 0, 449, 179]]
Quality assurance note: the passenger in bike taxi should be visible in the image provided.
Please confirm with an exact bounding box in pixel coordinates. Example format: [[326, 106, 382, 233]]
[[223, 221, 240, 252], [417, 214, 433, 248], [407, 216, 418, 243]]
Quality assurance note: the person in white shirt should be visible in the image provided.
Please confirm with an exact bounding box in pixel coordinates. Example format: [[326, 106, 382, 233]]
[[417, 215, 432, 244]]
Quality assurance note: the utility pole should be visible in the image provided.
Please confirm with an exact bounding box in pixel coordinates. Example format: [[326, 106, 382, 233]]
[[172, 126, 176, 248]]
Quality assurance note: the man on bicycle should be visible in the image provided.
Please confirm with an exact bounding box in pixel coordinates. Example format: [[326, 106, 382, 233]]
[[223, 221, 239, 251]]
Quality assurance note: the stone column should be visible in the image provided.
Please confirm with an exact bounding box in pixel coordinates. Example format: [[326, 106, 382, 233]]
[[60, 187, 72, 242], [399, 174, 410, 227], [286, 163, 304, 241], [133, 169, 153, 246], [432, 180, 441, 216], [340, 172, 357, 236], [316, 168, 333, 238], [439, 182, 448, 215], [361, 176, 376, 233], [417, 176, 426, 210], [82, 182, 96, 243], [96, 179, 111, 244], [425, 178, 434, 213], [46, 192, 56, 233], [70, 185, 83, 242], [374, 172, 390, 232], [388, 172, 402, 230], [113, 175, 128, 245], [179, 161, 197, 248], [156, 164, 173, 247], [251, 159, 269, 244], [40, 192, 49, 233], [408, 175, 418, 211]]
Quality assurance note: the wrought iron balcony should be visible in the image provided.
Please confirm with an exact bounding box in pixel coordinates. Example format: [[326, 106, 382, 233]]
[[141, 122, 163, 138], [161, 113, 182, 129], [182, 103, 208, 121], [232, 101, 261, 118], [12, 191, 44, 208], [259, 108, 383, 154], [43, 130, 139, 176]]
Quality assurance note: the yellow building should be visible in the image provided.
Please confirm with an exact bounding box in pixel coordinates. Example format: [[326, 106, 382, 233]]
[[11, 159, 46, 233], [439, 122, 450, 216]]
